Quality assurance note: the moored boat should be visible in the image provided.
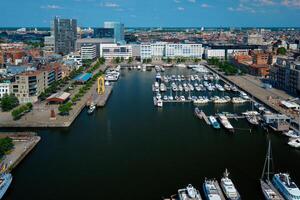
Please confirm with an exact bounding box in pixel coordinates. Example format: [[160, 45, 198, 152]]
[[218, 115, 234, 132], [203, 179, 226, 200], [87, 103, 96, 114], [209, 116, 220, 129], [287, 138, 300, 148], [220, 169, 241, 200], [260, 141, 284, 200], [178, 184, 203, 200], [272, 173, 300, 200], [0, 173, 12, 199]]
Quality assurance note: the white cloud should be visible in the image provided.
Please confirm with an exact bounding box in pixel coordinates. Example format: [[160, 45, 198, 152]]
[[174, 0, 181, 3], [188, 0, 196, 3], [99, 2, 120, 8], [41, 5, 64, 10], [177, 6, 185, 11], [201, 3, 211, 8]]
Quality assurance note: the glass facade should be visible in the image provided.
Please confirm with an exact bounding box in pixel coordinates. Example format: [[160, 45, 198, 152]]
[[104, 22, 125, 44]]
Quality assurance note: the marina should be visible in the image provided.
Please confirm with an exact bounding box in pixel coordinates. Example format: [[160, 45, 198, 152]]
[[2, 67, 300, 200]]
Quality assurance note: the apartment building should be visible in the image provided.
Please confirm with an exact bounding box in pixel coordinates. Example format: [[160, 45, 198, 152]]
[[12, 65, 62, 103], [80, 45, 97, 60], [204, 49, 225, 60], [269, 57, 300, 95], [140, 43, 204, 61], [0, 81, 11, 98]]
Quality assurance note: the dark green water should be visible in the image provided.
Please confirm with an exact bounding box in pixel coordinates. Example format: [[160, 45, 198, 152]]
[[2, 68, 300, 200]]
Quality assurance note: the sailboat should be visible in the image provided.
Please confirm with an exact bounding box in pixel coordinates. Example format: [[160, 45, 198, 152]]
[[260, 141, 284, 200]]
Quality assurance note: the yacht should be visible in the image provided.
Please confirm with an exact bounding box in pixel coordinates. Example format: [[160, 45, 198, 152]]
[[0, 173, 12, 199], [283, 130, 300, 139], [194, 107, 202, 119], [246, 115, 260, 126], [193, 97, 209, 104], [168, 95, 174, 101], [288, 138, 300, 149], [240, 91, 250, 100], [224, 84, 231, 91], [87, 103, 96, 114], [105, 71, 120, 81], [157, 99, 163, 107], [203, 179, 226, 200], [153, 82, 160, 92], [218, 115, 234, 132], [209, 116, 220, 129], [156, 73, 162, 81], [178, 184, 203, 200], [232, 97, 247, 104], [220, 169, 240, 200], [180, 96, 186, 101], [178, 84, 183, 92], [160, 83, 167, 92], [273, 173, 300, 200], [163, 95, 168, 101], [231, 86, 238, 92], [260, 141, 284, 200], [137, 65, 141, 70]]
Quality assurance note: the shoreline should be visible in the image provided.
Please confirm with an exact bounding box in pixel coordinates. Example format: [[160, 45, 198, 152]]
[[0, 132, 40, 172]]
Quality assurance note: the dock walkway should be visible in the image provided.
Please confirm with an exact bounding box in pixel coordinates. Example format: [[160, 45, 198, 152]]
[[87, 85, 113, 107]]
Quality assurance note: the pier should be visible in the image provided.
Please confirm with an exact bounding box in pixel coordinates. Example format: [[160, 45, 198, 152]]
[[0, 132, 40, 172], [87, 85, 113, 107]]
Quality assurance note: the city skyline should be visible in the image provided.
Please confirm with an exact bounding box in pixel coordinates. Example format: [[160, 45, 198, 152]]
[[1, 0, 300, 27]]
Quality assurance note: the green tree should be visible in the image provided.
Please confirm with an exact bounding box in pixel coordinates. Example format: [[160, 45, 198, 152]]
[[0, 137, 14, 159], [1, 94, 19, 112], [58, 102, 73, 115], [128, 57, 133, 64], [277, 47, 287, 55]]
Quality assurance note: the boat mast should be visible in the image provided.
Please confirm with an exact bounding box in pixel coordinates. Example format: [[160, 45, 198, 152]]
[[261, 140, 272, 180]]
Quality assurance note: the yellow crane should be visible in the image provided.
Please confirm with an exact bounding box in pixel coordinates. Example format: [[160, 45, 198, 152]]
[[97, 76, 105, 95]]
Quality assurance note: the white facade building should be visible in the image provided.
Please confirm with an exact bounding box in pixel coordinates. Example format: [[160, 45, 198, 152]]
[[66, 52, 82, 68], [81, 45, 97, 60], [165, 44, 203, 58], [0, 82, 11, 98], [100, 44, 132, 60], [204, 49, 226, 60], [140, 43, 204, 61]]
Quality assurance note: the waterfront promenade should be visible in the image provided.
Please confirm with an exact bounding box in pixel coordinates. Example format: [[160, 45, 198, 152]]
[[0, 65, 112, 128], [0, 132, 40, 172]]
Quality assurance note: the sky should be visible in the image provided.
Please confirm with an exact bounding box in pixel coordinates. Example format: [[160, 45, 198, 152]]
[[1, 0, 300, 27]]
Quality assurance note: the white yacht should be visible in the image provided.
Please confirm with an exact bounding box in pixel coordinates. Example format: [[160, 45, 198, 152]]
[[240, 91, 250, 100], [203, 179, 226, 200], [218, 115, 234, 132], [87, 103, 96, 115], [288, 138, 300, 148], [157, 99, 163, 107], [160, 83, 167, 92], [220, 169, 241, 200], [283, 130, 300, 139], [232, 97, 247, 104], [178, 184, 203, 200], [0, 173, 12, 199]]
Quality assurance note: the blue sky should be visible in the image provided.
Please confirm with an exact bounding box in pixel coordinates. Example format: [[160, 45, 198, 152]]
[[1, 0, 300, 27]]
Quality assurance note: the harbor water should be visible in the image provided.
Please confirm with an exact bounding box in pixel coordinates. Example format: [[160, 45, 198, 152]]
[[2, 68, 300, 200]]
